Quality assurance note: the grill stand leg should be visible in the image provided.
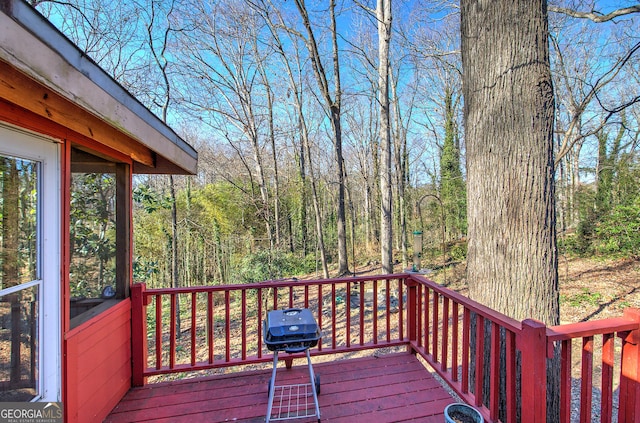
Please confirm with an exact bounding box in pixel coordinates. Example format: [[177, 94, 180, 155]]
[[265, 351, 279, 423], [306, 349, 321, 423]]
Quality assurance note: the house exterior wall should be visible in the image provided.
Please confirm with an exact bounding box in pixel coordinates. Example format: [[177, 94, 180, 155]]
[[1, 103, 136, 423], [1, 3, 197, 421], [64, 300, 132, 423]]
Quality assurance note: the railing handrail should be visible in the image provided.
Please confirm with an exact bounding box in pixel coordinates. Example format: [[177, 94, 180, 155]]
[[407, 274, 523, 334], [547, 316, 639, 342], [141, 273, 409, 296]]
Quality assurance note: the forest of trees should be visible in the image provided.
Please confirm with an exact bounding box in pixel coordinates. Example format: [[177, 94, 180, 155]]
[[34, 0, 640, 293]]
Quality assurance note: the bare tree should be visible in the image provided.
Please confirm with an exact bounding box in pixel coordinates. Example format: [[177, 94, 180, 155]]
[[462, 1, 560, 418], [377, 0, 394, 274], [291, 0, 350, 276], [549, 3, 640, 230], [143, 0, 186, 334], [181, 0, 275, 248], [248, 0, 332, 277]]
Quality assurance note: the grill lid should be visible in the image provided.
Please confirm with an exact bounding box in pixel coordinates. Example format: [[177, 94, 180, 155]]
[[264, 308, 321, 348]]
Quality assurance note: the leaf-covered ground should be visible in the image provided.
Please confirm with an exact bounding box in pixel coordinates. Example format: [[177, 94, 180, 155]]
[[436, 256, 640, 324]]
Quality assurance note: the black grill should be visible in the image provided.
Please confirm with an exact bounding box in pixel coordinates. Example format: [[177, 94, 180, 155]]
[[264, 308, 322, 422], [264, 308, 321, 353]]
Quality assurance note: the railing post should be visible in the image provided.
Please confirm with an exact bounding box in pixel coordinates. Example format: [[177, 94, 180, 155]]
[[519, 319, 547, 423], [619, 308, 640, 422], [405, 277, 418, 353], [131, 283, 148, 387]]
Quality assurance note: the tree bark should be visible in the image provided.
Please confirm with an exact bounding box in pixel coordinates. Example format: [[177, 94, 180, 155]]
[[461, 0, 560, 421], [461, 0, 559, 418], [378, 0, 393, 274], [462, 0, 558, 325]]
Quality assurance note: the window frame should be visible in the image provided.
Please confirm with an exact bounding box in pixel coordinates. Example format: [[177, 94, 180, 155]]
[[68, 147, 131, 329], [0, 123, 61, 402]]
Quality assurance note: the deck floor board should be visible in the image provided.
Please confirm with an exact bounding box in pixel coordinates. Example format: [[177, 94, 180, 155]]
[[105, 352, 455, 422]]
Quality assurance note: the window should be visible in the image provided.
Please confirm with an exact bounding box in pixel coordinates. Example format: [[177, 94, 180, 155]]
[[69, 147, 130, 327], [0, 156, 39, 401], [0, 125, 60, 402]]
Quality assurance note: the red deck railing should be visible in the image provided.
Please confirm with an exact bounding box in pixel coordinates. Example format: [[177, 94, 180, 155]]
[[131, 274, 640, 423]]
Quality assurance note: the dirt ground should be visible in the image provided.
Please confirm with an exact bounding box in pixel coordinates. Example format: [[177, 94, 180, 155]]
[[427, 256, 640, 324], [556, 256, 640, 323]]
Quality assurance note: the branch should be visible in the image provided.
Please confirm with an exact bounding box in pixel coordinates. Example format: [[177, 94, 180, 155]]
[[549, 5, 640, 23], [554, 41, 640, 164]]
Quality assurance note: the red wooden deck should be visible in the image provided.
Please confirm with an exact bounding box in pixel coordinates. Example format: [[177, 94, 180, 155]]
[[106, 352, 455, 422]]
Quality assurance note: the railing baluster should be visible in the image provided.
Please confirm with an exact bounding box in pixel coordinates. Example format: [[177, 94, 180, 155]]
[[505, 330, 516, 423], [170, 293, 176, 369], [441, 297, 449, 372], [359, 280, 365, 346], [474, 314, 485, 407], [451, 301, 459, 382], [155, 294, 162, 370], [432, 290, 439, 363], [489, 321, 500, 421], [560, 339, 572, 423], [373, 279, 378, 345], [317, 284, 323, 351], [207, 291, 213, 364], [601, 333, 614, 423], [385, 280, 391, 343], [273, 287, 278, 310], [288, 286, 293, 308], [580, 336, 594, 423], [225, 290, 230, 363], [346, 282, 351, 348], [425, 286, 430, 356], [332, 283, 337, 350], [398, 279, 404, 341], [191, 292, 197, 367], [462, 307, 470, 394], [417, 284, 423, 348], [241, 289, 247, 361], [257, 288, 263, 358], [304, 285, 309, 309]]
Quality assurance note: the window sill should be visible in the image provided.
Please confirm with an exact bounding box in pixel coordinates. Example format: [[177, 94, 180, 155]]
[[70, 298, 121, 329]]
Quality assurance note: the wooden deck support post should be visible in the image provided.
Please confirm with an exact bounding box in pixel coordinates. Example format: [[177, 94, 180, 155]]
[[405, 277, 418, 354], [519, 319, 547, 423], [619, 308, 640, 422], [131, 283, 148, 387]]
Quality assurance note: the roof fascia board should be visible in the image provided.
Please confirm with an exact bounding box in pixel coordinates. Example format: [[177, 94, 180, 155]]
[[0, 0, 197, 174]]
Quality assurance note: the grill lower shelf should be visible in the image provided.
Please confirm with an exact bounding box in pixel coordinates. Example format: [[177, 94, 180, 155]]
[[269, 383, 317, 421]]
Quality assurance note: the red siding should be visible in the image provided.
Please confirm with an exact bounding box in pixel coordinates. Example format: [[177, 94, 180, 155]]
[[65, 299, 132, 423]]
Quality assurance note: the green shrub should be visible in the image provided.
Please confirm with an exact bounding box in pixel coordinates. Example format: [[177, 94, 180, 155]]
[[448, 241, 467, 262], [232, 250, 318, 283], [594, 200, 640, 257]]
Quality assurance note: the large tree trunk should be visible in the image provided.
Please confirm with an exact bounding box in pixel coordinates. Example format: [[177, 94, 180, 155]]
[[462, 0, 558, 325], [461, 0, 559, 419]]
